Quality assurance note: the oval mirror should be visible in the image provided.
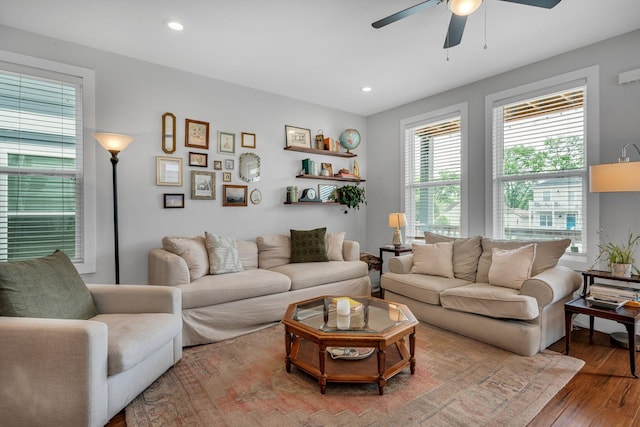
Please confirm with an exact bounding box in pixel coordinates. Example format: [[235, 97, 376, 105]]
[[162, 112, 176, 154], [238, 152, 260, 182]]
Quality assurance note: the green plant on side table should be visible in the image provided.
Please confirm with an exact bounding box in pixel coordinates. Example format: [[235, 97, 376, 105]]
[[336, 183, 366, 213], [593, 230, 640, 277]]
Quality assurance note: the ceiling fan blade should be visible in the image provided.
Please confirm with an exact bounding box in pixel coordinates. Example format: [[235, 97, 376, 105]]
[[443, 14, 467, 48], [498, 0, 561, 8], [372, 0, 441, 29]]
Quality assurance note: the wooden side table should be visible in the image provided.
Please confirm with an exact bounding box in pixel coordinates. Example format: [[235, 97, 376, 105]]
[[565, 297, 640, 378], [379, 245, 412, 283]]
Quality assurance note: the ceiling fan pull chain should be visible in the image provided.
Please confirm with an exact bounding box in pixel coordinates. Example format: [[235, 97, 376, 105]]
[[483, 0, 488, 49]]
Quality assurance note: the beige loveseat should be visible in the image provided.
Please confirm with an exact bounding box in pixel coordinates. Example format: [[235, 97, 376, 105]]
[[381, 233, 581, 356], [149, 231, 371, 346]]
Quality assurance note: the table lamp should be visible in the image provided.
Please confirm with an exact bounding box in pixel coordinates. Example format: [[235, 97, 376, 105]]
[[388, 213, 407, 247]]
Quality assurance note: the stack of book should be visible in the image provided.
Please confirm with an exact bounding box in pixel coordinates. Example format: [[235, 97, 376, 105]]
[[588, 283, 640, 308]]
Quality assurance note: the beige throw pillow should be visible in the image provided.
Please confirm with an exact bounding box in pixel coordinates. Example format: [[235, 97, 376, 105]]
[[326, 232, 346, 261], [488, 243, 536, 290], [162, 235, 209, 281], [204, 232, 244, 275], [424, 232, 482, 282], [411, 242, 454, 278]]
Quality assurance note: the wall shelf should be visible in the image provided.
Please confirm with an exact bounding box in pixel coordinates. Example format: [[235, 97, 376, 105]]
[[295, 174, 366, 183], [284, 146, 357, 158]]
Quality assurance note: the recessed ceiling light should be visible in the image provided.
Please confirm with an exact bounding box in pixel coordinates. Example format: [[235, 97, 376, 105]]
[[166, 20, 184, 31], [361, 86, 372, 93]]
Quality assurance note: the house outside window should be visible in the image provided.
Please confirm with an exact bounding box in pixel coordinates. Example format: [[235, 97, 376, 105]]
[[0, 54, 95, 272], [401, 104, 467, 239]]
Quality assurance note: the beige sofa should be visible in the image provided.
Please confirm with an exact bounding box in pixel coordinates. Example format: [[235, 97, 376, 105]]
[[381, 233, 581, 356], [0, 284, 182, 427], [149, 232, 371, 346]]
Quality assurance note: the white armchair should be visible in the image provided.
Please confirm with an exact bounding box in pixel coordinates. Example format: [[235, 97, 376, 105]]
[[0, 284, 182, 427]]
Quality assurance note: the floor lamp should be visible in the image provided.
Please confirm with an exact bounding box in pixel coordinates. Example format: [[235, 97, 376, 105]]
[[590, 142, 640, 349], [94, 133, 134, 284]]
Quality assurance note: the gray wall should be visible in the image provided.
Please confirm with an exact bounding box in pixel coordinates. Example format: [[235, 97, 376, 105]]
[[0, 25, 367, 284], [365, 29, 640, 264]]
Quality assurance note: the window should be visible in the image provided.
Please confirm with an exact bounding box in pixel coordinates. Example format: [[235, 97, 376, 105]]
[[402, 104, 466, 239], [491, 83, 587, 252], [0, 54, 95, 271]]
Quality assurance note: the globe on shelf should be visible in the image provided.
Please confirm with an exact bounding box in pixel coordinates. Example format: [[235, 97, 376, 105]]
[[338, 129, 361, 153]]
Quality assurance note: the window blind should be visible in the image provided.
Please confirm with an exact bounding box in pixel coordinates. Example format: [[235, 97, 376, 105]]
[[492, 86, 586, 253], [404, 115, 461, 239], [0, 67, 84, 262]]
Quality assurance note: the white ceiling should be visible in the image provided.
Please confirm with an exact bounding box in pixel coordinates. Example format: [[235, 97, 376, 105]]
[[2, 0, 640, 116]]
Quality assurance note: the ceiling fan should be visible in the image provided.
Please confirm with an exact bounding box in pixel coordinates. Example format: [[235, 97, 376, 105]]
[[372, 0, 562, 49]]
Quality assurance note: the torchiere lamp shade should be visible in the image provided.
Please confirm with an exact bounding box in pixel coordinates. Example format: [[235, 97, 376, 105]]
[[94, 132, 134, 153], [590, 162, 640, 192]]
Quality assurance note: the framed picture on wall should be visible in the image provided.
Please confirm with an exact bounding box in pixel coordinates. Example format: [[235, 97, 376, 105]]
[[213, 160, 223, 170], [163, 193, 184, 208], [223, 185, 247, 207], [188, 152, 208, 167], [190, 171, 215, 200], [156, 156, 182, 186], [224, 159, 234, 170], [185, 119, 210, 149], [241, 132, 256, 148], [218, 131, 235, 154], [222, 172, 232, 182]]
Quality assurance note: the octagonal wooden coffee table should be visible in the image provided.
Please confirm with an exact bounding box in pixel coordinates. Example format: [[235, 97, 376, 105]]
[[282, 295, 417, 395]]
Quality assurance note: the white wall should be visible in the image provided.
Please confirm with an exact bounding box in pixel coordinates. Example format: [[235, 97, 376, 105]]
[[0, 25, 367, 284], [365, 29, 640, 333]]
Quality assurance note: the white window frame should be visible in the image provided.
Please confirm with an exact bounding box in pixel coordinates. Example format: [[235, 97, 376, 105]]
[[485, 66, 600, 271], [400, 102, 469, 239], [0, 50, 96, 274]]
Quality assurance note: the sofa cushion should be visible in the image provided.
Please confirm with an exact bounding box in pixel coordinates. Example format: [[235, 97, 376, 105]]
[[257, 234, 291, 269], [180, 269, 291, 309], [290, 227, 329, 263], [204, 232, 244, 274], [440, 283, 540, 320], [0, 250, 97, 319], [162, 235, 209, 281], [488, 244, 536, 290], [424, 232, 482, 282], [237, 240, 258, 270], [92, 312, 181, 375], [411, 242, 454, 278], [326, 232, 346, 261], [476, 238, 571, 283], [270, 261, 367, 290], [381, 272, 470, 306]]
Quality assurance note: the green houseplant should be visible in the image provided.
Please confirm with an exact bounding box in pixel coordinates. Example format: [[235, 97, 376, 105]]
[[593, 230, 640, 277], [336, 184, 366, 212]]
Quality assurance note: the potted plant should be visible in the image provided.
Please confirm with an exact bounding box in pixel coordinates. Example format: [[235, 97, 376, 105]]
[[593, 230, 640, 277], [336, 184, 366, 213]]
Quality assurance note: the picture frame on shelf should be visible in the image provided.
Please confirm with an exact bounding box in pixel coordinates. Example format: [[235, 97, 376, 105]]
[[185, 119, 209, 149], [156, 156, 182, 186], [321, 162, 333, 176], [188, 152, 208, 167], [223, 184, 247, 207], [218, 131, 235, 154], [224, 159, 234, 170], [163, 193, 184, 208], [318, 184, 337, 202], [285, 125, 311, 149], [190, 171, 215, 200], [241, 132, 256, 149], [222, 172, 232, 182]]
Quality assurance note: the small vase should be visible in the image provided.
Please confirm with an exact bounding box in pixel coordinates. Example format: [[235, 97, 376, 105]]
[[612, 263, 632, 277]]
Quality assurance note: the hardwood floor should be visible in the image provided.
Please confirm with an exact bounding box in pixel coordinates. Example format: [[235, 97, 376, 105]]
[[106, 326, 640, 427]]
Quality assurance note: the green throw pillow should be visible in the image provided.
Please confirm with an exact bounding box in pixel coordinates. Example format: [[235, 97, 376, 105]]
[[290, 227, 329, 263], [0, 250, 97, 319]]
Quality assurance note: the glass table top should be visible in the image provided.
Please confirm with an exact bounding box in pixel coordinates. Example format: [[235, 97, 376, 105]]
[[291, 296, 410, 334]]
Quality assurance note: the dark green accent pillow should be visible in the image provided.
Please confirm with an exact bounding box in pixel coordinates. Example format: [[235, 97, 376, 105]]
[[290, 228, 329, 263], [0, 250, 97, 319]]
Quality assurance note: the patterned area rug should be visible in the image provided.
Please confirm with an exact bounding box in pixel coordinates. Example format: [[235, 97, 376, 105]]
[[126, 322, 583, 426]]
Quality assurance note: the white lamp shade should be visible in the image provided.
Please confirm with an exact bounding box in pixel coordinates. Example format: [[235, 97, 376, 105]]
[[590, 162, 640, 192], [388, 213, 407, 228], [448, 0, 483, 16], [94, 133, 134, 153]]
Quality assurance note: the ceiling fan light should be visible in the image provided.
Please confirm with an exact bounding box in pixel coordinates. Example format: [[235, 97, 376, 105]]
[[448, 0, 483, 16]]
